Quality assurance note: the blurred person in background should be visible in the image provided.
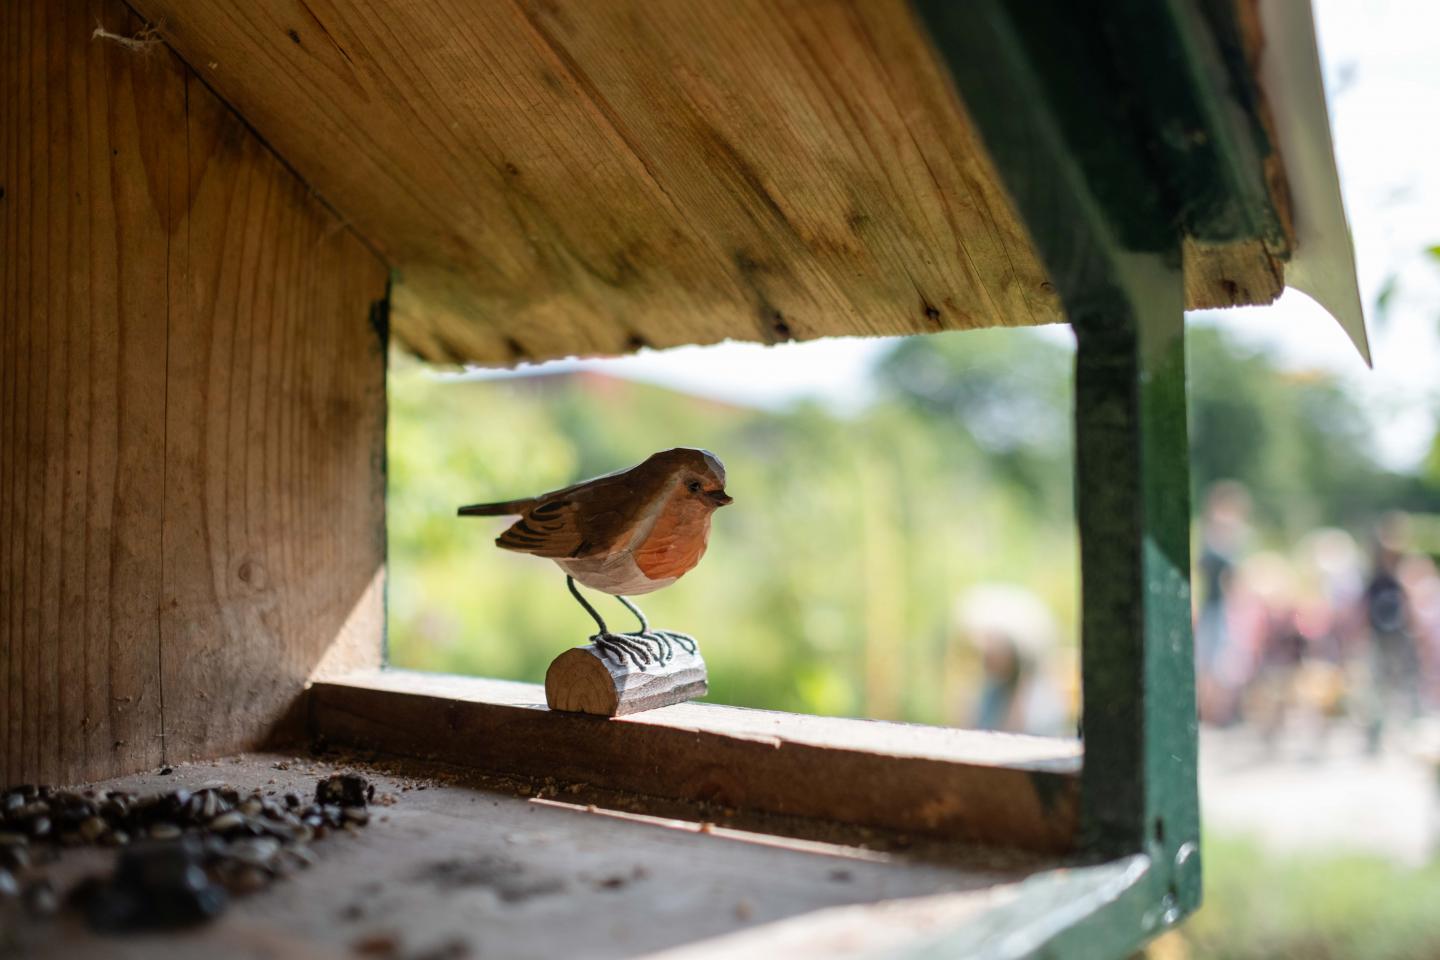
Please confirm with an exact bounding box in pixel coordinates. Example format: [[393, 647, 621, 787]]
[[1288, 529, 1367, 753], [1232, 552, 1306, 750], [954, 584, 1070, 738], [1195, 481, 1254, 726], [1397, 552, 1440, 712], [1361, 513, 1422, 754], [1296, 528, 1367, 666]]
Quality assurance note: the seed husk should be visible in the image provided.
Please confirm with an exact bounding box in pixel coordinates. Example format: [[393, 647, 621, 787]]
[[24, 878, 58, 917], [4, 770, 381, 931], [227, 837, 280, 868], [315, 774, 370, 808]]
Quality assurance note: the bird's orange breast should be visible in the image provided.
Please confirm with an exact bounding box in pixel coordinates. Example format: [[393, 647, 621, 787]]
[[633, 491, 713, 582]]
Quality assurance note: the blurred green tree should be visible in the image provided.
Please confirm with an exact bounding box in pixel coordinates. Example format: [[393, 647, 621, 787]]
[[1186, 325, 1427, 534], [873, 328, 1074, 516]]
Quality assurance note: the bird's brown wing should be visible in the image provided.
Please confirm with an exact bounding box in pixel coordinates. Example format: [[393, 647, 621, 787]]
[[495, 499, 586, 558], [495, 471, 650, 559]]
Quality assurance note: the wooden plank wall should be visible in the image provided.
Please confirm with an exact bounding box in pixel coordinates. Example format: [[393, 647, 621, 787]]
[[1, 0, 388, 786]]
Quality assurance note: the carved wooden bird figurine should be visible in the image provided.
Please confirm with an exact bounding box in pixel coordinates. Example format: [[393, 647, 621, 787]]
[[458, 448, 731, 668]]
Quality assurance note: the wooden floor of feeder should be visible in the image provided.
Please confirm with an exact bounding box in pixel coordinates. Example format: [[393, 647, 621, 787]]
[[7, 753, 1069, 960]]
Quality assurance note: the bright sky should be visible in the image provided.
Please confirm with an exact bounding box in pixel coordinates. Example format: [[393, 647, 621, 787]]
[[467, 0, 1440, 469], [1221, 0, 1440, 468]]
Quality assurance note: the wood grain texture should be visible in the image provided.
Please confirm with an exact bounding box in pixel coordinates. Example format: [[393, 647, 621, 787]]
[[1, 0, 387, 785], [8, 753, 1059, 960], [1182, 236, 1284, 310], [127, 0, 1066, 364], [545, 644, 708, 716], [313, 672, 1081, 854], [159, 71, 389, 763], [1180, 0, 1293, 312], [2, 0, 174, 785]]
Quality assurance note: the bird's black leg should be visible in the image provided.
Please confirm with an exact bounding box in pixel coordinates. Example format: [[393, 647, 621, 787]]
[[618, 594, 650, 634], [567, 575, 609, 634], [616, 595, 698, 659], [566, 576, 651, 670]]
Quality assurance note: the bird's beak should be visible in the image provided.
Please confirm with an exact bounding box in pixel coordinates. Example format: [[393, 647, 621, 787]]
[[707, 490, 733, 507]]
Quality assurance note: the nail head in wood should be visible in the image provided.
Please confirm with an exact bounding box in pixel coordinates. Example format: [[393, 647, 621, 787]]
[[545, 645, 708, 717]]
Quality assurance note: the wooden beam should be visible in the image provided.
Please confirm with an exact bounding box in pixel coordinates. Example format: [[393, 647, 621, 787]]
[[1177, 0, 1294, 311], [1, 0, 388, 784], [1182, 236, 1283, 310], [1127, 0, 1295, 311], [311, 671, 1082, 854], [124, 0, 1297, 366], [126, 0, 1071, 363]]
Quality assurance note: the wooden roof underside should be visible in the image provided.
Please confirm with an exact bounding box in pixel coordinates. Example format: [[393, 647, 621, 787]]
[[130, 0, 1292, 365]]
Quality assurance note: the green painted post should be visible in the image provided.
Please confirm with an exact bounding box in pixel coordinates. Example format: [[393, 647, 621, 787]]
[[914, 1, 1208, 953], [1072, 259, 1200, 891]]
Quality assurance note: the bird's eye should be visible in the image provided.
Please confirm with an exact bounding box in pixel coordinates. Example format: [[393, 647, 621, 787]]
[[687, 480, 702, 493]]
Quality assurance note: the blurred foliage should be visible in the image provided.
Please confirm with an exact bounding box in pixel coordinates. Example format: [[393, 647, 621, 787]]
[[1156, 834, 1440, 960], [875, 331, 1074, 515], [1187, 326, 1438, 535], [387, 329, 1082, 725], [387, 323, 1437, 723]]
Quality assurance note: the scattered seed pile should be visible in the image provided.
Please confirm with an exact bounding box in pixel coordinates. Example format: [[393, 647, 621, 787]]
[[0, 773, 377, 932]]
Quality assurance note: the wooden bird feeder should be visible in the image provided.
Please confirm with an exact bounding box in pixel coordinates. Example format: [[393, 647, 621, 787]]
[[3, 0, 1367, 956]]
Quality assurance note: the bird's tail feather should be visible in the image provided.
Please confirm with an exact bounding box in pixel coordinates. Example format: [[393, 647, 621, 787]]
[[457, 498, 532, 517]]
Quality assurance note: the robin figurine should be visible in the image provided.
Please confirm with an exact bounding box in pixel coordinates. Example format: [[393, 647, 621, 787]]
[[458, 448, 732, 669]]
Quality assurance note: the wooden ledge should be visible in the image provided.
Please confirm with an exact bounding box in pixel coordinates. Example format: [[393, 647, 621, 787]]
[[309, 670, 1081, 854]]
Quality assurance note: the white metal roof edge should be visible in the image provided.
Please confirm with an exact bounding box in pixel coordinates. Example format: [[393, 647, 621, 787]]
[[1260, 0, 1373, 366]]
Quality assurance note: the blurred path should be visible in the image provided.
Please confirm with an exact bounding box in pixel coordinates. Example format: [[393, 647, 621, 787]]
[[1199, 725, 1440, 866]]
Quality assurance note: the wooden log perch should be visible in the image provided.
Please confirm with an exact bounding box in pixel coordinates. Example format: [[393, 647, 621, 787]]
[[545, 645, 708, 717]]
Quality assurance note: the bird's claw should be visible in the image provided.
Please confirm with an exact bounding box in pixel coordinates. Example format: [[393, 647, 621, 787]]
[[643, 630, 697, 660], [630, 629, 698, 664], [591, 630, 699, 670], [591, 632, 654, 671]]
